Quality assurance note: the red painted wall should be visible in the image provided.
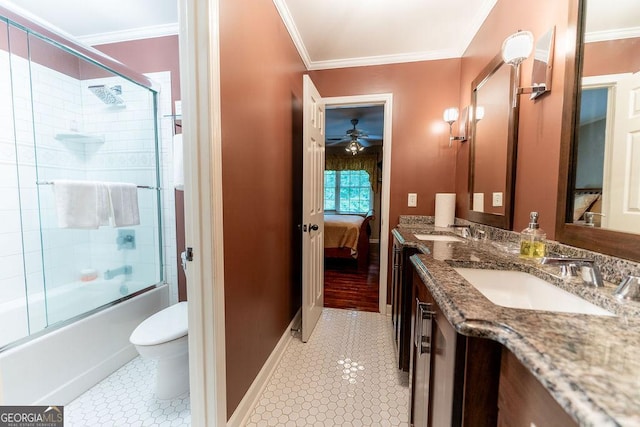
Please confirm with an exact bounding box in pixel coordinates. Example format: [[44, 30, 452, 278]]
[[95, 36, 181, 113], [457, 0, 571, 238], [3, 24, 82, 79], [583, 37, 640, 77], [310, 61, 461, 293], [219, 0, 306, 417], [310, 60, 461, 224]]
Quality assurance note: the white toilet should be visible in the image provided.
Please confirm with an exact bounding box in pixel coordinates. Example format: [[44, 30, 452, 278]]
[[130, 301, 189, 400]]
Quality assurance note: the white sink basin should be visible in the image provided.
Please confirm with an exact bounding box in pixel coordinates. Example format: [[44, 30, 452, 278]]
[[453, 268, 614, 316], [414, 234, 463, 242]]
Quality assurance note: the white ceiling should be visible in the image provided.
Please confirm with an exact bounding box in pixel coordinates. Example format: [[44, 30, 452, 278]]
[[3, 0, 499, 68], [4, 0, 639, 66], [274, 0, 496, 70], [6, 0, 637, 148], [0, 0, 179, 45], [585, 0, 640, 42]]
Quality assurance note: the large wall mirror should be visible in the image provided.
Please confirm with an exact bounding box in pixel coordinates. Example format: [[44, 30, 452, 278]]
[[557, 0, 640, 260], [468, 53, 519, 229]]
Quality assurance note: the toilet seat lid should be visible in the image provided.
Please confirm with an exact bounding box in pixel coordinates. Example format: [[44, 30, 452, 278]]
[[130, 302, 188, 346]]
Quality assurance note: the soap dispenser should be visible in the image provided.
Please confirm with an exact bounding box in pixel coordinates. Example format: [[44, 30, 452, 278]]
[[520, 212, 546, 259]]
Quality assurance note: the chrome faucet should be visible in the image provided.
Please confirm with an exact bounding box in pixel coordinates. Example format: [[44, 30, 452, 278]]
[[104, 265, 133, 280], [448, 224, 471, 238], [540, 257, 604, 287]]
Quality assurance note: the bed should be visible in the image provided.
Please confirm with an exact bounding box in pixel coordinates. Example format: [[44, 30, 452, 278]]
[[573, 189, 601, 222], [324, 211, 374, 270]]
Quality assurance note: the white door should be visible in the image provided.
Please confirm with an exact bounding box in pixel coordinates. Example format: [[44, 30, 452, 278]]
[[603, 71, 640, 233], [302, 75, 325, 342]]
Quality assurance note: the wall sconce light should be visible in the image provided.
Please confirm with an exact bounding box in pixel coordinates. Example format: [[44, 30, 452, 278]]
[[443, 107, 466, 147], [501, 30, 534, 68], [502, 28, 555, 104], [471, 105, 485, 122], [501, 30, 533, 107]]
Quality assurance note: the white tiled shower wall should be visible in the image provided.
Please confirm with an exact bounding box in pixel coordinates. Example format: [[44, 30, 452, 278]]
[[0, 45, 177, 347]]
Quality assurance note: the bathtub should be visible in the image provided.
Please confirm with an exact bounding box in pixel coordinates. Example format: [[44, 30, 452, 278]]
[[0, 283, 168, 405], [0, 278, 151, 348]]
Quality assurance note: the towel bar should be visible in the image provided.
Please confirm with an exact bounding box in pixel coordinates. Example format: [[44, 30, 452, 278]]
[[36, 181, 159, 190]]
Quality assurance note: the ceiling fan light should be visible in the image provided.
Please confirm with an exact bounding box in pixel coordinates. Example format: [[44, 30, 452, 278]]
[[346, 139, 364, 155]]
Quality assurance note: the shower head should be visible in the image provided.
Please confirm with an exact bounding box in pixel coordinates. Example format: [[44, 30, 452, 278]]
[[88, 85, 125, 106]]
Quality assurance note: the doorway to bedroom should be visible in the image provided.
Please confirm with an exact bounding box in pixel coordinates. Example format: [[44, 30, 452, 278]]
[[323, 103, 386, 312]]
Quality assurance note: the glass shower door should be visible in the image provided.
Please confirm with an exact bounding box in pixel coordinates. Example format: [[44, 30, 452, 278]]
[[0, 19, 30, 348], [26, 32, 163, 326]]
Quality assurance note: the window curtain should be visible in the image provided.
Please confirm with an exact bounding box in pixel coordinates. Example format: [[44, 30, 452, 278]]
[[325, 154, 379, 191]]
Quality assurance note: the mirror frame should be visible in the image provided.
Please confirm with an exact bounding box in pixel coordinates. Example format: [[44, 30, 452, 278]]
[[468, 52, 519, 229], [556, 0, 640, 261]]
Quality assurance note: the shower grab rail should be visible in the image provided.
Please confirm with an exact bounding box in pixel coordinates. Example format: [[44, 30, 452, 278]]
[[36, 181, 160, 190]]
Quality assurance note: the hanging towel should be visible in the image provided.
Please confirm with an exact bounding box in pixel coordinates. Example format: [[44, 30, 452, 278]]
[[173, 133, 184, 190], [107, 182, 140, 227], [52, 180, 111, 229]]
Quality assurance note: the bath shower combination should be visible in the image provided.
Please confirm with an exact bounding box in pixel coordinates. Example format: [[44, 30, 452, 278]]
[[0, 3, 175, 406]]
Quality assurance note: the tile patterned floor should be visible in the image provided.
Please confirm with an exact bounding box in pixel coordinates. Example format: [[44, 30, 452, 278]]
[[66, 357, 190, 427], [66, 308, 408, 426], [245, 308, 410, 427]]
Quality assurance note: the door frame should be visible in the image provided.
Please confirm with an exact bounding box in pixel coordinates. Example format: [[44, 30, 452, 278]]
[[582, 73, 631, 229], [178, 0, 226, 425], [324, 93, 393, 314]]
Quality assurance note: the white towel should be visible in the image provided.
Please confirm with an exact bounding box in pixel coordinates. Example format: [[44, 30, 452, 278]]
[[52, 180, 111, 229], [107, 182, 140, 227], [173, 133, 184, 190]]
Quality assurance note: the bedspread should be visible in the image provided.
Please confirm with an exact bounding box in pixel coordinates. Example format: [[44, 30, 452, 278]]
[[324, 214, 364, 255]]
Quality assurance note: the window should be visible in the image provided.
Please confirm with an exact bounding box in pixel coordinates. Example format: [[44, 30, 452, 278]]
[[324, 170, 372, 213]]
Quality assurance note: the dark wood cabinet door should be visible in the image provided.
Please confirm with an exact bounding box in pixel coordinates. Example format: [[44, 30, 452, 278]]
[[498, 349, 578, 427]]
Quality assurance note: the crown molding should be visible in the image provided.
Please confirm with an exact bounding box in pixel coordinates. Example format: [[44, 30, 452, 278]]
[[585, 26, 640, 43], [307, 49, 461, 71], [272, 0, 312, 69], [458, 0, 497, 56], [77, 23, 179, 46], [274, 0, 496, 71]]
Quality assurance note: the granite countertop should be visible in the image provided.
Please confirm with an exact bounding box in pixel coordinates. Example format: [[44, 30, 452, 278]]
[[395, 227, 640, 426]]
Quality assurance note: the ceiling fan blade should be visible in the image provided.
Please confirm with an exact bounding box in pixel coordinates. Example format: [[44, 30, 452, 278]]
[[325, 139, 349, 146]]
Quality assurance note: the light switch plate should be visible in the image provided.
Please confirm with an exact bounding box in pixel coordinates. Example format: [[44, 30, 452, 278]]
[[408, 193, 417, 207], [492, 192, 503, 207]]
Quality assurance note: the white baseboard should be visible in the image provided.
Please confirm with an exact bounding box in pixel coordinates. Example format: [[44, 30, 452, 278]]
[[227, 309, 301, 427], [386, 304, 392, 316]]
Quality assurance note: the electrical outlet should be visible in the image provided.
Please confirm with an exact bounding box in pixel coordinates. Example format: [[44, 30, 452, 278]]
[[492, 192, 503, 207], [408, 193, 417, 207]]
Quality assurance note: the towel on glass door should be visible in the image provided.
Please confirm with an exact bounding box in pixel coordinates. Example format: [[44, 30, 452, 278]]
[[52, 180, 111, 229], [107, 182, 140, 227]]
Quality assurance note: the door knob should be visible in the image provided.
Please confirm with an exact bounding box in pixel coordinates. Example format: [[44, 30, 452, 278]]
[[309, 224, 319, 231]]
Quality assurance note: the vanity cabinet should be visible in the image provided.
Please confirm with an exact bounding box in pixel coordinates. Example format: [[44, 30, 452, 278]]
[[498, 349, 578, 427], [410, 269, 501, 427], [391, 236, 418, 372]]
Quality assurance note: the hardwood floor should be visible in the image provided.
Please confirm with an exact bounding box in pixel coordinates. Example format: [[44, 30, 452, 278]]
[[324, 248, 380, 312]]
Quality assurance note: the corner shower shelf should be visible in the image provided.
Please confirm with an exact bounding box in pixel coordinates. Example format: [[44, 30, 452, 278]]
[[54, 131, 105, 144]]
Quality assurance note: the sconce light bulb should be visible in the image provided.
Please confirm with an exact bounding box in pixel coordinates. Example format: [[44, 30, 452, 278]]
[[501, 30, 534, 66], [443, 107, 459, 124]]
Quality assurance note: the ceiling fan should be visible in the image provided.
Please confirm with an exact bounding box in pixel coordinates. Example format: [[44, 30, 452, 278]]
[[325, 119, 380, 154]]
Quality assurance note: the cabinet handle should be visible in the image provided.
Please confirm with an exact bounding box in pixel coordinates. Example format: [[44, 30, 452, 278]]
[[415, 300, 436, 355]]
